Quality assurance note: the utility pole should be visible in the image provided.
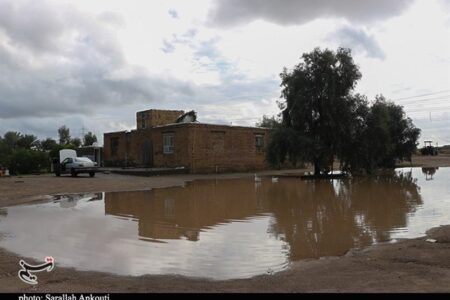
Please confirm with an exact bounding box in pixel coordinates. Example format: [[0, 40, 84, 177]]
[[81, 125, 87, 137]]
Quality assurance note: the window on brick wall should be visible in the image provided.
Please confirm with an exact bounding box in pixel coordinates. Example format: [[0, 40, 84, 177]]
[[163, 133, 174, 154], [140, 113, 146, 129], [110, 137, 119, 156], [255, 134, 264, 151]]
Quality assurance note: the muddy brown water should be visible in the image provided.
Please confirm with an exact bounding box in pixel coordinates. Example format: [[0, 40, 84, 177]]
[[0, 167, 449, 280]]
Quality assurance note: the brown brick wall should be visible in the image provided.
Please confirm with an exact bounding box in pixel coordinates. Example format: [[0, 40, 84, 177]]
[[150, 123, 269, 173], [104, 118, 270, 172], [103, 131, 127, 166], [188, 124, 269, 173], [136, 109, 184, 129], [151, 125, 192, 168], [103, 130, 153, 167]]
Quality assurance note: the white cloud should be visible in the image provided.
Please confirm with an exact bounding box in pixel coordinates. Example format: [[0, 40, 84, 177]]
[[327, 26, 385, 59], [0, 0, 449, 146], [207, 0, 414, 27]]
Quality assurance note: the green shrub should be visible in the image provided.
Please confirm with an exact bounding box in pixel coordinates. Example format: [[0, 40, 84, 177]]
[[7, 149, 50, 175]]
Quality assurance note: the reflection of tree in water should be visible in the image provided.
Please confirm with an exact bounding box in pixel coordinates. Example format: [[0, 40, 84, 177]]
[[348, 170, 422, 242], [266, 179, 365, 259], [266, 170, 422, 260], [102, 173, 422, 262]]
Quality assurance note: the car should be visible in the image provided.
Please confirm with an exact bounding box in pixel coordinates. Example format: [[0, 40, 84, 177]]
[[54, 152, 98, 177]]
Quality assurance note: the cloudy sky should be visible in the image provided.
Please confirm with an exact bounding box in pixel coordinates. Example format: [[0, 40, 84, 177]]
[[0, 0, 449, 145]]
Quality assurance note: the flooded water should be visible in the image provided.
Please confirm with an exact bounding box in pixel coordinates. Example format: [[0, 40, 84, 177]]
[[0, 167, 449, 280]]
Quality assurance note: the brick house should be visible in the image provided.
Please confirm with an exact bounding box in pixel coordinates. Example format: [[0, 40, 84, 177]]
[[103, 109, 269, 173]]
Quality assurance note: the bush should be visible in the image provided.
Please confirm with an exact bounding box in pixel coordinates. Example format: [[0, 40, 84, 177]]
[[7, 149, 50, 175]]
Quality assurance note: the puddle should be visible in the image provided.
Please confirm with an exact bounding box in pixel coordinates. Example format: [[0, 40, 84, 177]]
[[0, 167, 449, 280]]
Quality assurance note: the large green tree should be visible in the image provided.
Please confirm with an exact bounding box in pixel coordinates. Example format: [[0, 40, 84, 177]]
[[58, 125, 71, 145], [83, 131, 98, 146], [270, 47, 363, 175], [2, 131, 21, 152], [17, 134, 38, 149], [70, 137, 82, 148], [267, 47, 420, 175], [256, 115, 281, 129], [361, 96, 421, 172], [41, 138, 58, 151], [337, 95, 420, 174]]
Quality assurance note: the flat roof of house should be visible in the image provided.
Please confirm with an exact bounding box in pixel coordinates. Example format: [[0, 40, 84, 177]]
[[104, 122, 269, 136], [152, 122, 269, 130], [136, 108, 184, 114], [103, 129, 137, 135]]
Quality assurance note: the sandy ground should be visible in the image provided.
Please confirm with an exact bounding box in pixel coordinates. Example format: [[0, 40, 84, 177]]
[[0, 155, 449, 293], [0, 168, 308, 208], [398, 153, 450, 168]]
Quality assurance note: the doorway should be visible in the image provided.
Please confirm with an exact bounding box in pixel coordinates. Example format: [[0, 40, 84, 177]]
[[142, 140, 153, 167]]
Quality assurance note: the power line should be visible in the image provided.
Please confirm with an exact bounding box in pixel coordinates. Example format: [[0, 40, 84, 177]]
[[391, 89, 450, 101], [81, 125, 87, 137], [408, 115, 449, 121], [405, 104, 450, 111], [397, 95, 450, 104]]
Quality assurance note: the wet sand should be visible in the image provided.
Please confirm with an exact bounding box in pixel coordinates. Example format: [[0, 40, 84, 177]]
[[397, 153, 450, 168], [0, 226, 449, 293], [0, 155, 449, 292]]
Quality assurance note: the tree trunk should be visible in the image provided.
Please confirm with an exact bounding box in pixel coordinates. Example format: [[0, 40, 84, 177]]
[[313, 159, 321, 176]]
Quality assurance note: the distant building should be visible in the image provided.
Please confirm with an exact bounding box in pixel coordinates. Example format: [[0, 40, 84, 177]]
[[76, 145, 103, 166], [103, 109, 269, 173]]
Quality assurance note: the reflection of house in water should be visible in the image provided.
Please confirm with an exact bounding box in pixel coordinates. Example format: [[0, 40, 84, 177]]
[[104, 179, 269, 242], [104, 172, 423, 260]]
